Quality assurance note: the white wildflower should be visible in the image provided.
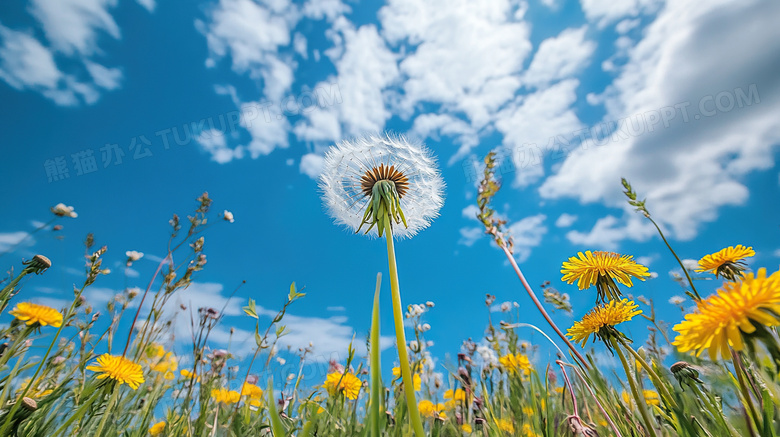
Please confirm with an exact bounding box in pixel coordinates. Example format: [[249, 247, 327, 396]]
[[668, 295, 686, 306], [409, 340, 419, 351], [126, 250, 144, 262], [319, 134, 445, 239], [500, 301, 512, 312], [425, 301, 435, 307], [51, 203, 77, 218], [223, 210, 234, 223], [419, 323, 431, 332], [476, 345, 498, 367]]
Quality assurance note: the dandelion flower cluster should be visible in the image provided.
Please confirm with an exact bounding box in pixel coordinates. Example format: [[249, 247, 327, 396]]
[[149, 421, 166, 436], [241, 382, 264, 407], [418, 399, 446, 419], [561, 251, 650, 302], [323, 372, 362, 400], [696, 245, 755, 281], [673, 268, 780, 360], [498, 353, 532, 377], [211, 388, 240, 405], [9, 302, 63, 327], [86, 354, 145, 389], [567, 299, 642, 347], [319, 134, 444, 239], [392, 366, 422, 391]]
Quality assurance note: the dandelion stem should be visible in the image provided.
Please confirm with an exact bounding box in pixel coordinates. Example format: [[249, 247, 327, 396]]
[[616, 337, 677, 408], [384, 220, 426, 437], [500, 244, 589, 369], [612, 337, 658, 437]]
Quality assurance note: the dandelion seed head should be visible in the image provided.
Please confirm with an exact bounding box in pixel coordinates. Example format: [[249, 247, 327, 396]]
[[319, 133, 445, 239]]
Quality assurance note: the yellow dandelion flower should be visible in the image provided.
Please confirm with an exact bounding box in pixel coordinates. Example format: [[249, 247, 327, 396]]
[[418, 400, 447, 418], [146, 343, 166, 359], [621, 390, 631, 405], [522, 423, 539, 437], [211, 388, 240, 405], [644, 390, 660, 406], [495, 418, 515, 433], [696, 245, 755, 281], [499, 353, 533, 377], [86, 354, 145, 389], [392, 367, 422, 391], [9, 302, 63, 327], [443, 388, 466, 401], [522, 406, 534, 416], [150, 352, 178, 374], [673, 268, 780, 360], [561, 251, 650, 302], [566, 299, 642, 347], [462, 423, 473, 433], [241, 382, 264, 407], [149, 421, 166, 436], [323, 372, 362, 400], [180, 369, 201, 383]]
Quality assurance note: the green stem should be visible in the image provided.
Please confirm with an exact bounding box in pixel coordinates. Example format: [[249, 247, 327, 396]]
[[612, 337, 658, 437], [0, 283, 89, 436], [616, 337, 677, 408], [731, 350, 760, 436], [94, 384, 121, 437], [384, 220, 426, 437], [49, 387, 105, 436], [647, 217, 701, 300], [369, 273, 383, 437], [500, 244, 589, 369]]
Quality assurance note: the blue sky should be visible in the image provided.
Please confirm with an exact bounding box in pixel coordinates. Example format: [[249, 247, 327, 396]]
[[1, 0, 779, 384]]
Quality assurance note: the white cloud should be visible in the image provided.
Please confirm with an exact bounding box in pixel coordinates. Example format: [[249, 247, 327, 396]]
[[302, 0, 350, 22], [299, 153, 324, 178], [295, 18, 399, 143], [135, 0, 156, 12], [326, 306, 345, 311], [495, 79, 584, 187], [555, 213, 578, 228], [30, 0, 120, 56], [774, 248, 780, 258], [565, 214, 655, 250], [461, 204, 480, 220], [84, 61, 122, 90], [579, 0, 661, 28], [0, 231, 32, 252], [411, 114, 479, 162], [196, 128, 244, 164], [380, 0, 531, 130], [523, 26, 595, 88], [458, 227, 483, 247], [507, 214, 547, 262], [201, 0, 296, 80], [542, 0, 780, 244], [0, 25, 96, 106]]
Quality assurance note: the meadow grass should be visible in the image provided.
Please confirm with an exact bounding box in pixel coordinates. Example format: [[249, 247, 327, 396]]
[[0, 151, 779, 436]]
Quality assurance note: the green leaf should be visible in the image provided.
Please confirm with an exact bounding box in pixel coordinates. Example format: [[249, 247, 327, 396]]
[[267, 378, 286, 437], [243, 299, 258, 319]]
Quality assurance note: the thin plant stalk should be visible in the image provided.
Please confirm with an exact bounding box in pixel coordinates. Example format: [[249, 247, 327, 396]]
[[384, 220, 426, 437], [616, 337, 677, 408], [369, 272, 383, 437], [731, 349, 760, 437], [560, 361, 623, 437], [611, 337, 658, 437], [501, 244, 589, 369], [646, 216, 701, 300], [0, 280, 90, 435], [93, 384, 121, 437]]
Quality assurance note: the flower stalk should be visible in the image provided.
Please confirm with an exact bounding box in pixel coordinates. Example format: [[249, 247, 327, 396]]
[[384, 219, 426, 437], [611, 337, 658, 437]]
